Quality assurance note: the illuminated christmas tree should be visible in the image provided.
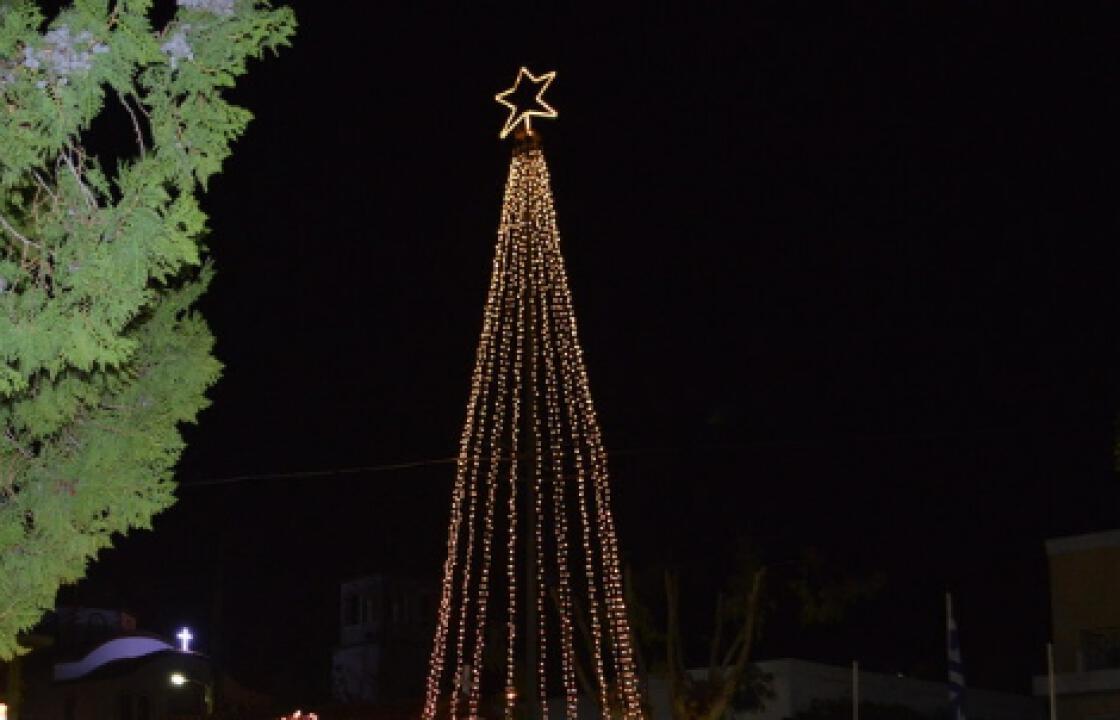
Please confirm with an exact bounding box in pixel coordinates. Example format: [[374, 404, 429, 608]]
[[421, 68, 644, 720]]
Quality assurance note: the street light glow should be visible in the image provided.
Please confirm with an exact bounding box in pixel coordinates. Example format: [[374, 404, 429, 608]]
[[169, 672, 187, 687]]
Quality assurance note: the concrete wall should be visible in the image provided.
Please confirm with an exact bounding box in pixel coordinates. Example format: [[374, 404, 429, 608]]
[[1046, 531, 1120, 674], [332, 644, 382, 703], [1057, 691, 1120, 720], [737, 659, 1040, 720], [636, 661, 1038, 720]]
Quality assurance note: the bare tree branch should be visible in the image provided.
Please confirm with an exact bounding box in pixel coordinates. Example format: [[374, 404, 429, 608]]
[[549, 586, 597, 700], [623, 566, 647, 684], [708, 592, 725, 682], [706, 568, 766, 720], [719, 628, 746, 672]]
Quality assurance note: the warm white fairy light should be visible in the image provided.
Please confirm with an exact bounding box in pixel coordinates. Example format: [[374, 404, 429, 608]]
[[520, 156, 607, 717], [534, 206, 580, 719], [423, 157, 518, 720], [546, 213, 611, 718], [524, 214, 552, 720], [485, 177, 524, 720], [494, 67, 558, 139], [538, 152, 643, 717], [539, 172, 643, 715], [423, 85, 643, 720], [463, 157, 524, 720]]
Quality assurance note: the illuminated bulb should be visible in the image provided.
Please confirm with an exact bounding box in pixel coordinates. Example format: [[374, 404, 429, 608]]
[[423, 121, 644, 720], [494, 67, 558, 140]]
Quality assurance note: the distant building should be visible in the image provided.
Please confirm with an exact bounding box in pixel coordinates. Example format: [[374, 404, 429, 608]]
[[1032, 529, 1120, 720], [0, 608, 266, 719], [49, 638, 214, 720], [704, 659, 1041, 720], [331, 575, 435, 704], [640, 660, 1039, 720]]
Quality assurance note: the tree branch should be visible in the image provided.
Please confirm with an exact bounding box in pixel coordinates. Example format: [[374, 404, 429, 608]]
[[707, 567, 767, 720], [0, 213, 44, 256], [623, 566, 648, 684], [3, 431, 34, 460], [708, 592, 725, 682], [573, 606, 597, 700], [665, 568, 687, 720], [116, 91, 146, 158], [60, 147, 97, 210], [549, 586, 597, 700], [719, 630, 745, 672]]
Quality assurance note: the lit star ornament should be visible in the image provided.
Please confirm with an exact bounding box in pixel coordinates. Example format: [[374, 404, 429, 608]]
[[495, 67, 558, 139]]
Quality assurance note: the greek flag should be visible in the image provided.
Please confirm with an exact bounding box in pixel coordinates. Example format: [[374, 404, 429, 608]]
[[947, 593, 966, 720]]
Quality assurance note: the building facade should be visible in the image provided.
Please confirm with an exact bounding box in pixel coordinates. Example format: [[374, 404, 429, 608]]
[[640, 661, 1039, 720], [1033, 529, 1120, 720], [726, 659, 1041, 720], [0, 608, 234, 720], [330, 576, 435, 704]]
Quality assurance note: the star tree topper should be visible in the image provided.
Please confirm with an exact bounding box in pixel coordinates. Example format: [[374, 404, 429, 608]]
[[495, 67, 558, 139]]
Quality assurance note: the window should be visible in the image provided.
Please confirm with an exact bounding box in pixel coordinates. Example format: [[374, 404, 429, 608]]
[[346, 592, 382, 626], [344, 594, 360, 626], [361, 595, 375, 624], [1082, 628, 1120, 671]]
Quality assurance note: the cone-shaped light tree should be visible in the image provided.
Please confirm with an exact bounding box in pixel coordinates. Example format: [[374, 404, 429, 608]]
[[422, 69, 644, 720]]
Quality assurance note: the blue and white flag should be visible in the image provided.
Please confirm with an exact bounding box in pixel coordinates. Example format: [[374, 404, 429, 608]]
[[947, 593, 966, 720]]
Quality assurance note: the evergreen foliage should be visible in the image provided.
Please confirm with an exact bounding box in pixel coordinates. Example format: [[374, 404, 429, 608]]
[[0, 0, 295, 658]]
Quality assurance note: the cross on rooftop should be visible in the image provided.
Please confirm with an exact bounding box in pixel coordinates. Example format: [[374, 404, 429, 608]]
[[176, 627, 194, 652]]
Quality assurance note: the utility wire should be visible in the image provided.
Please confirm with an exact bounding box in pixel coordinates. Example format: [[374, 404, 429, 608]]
[[177, 456, 458, 488], [175, 423, 1067, 490], [178, 446, 713, 489]]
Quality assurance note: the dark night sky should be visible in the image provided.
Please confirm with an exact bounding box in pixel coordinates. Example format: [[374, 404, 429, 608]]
[[63, 0, 1120, 705]]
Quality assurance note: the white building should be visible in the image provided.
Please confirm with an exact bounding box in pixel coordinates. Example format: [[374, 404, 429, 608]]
[[639, 659, 1040, 720], [737, 659, 1041, 720], [330, 575, 435, 704]]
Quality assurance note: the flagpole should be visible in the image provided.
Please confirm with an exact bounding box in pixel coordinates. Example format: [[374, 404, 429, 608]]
[[1048, 642, 1057, 720], [947, 591, 952, 720], [853, 660, 859, 720], [946, 592, 966, 720]]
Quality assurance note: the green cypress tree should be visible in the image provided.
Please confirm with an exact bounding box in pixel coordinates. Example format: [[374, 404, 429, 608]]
[[0, 0, 295, 658]]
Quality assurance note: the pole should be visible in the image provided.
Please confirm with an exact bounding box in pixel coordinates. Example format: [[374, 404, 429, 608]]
[[521, 140, 539, 719], [1048, 642, 1057, 720], [852, 660, 859, 720], [524, 397, 538, 717], [8, 653, 21, 720]]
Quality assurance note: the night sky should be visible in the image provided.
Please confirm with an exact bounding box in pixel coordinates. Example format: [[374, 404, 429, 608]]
[[61, 0, 1120, 706]]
